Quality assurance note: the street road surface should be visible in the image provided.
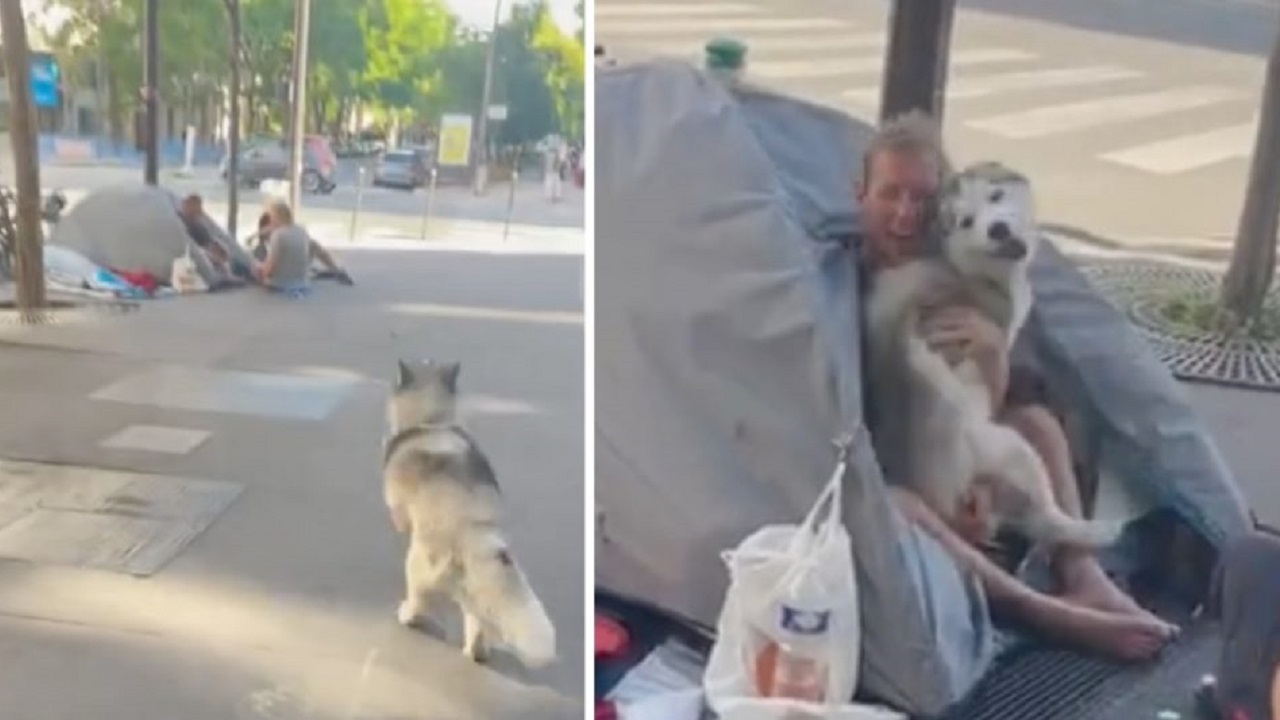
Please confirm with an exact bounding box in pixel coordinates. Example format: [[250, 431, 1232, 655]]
[[596, 0, 1275, 246]]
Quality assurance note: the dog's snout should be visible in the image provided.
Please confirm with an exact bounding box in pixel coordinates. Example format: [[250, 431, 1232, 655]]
[[988, 221, 1012, 242], [999, 236, 1028, 260]]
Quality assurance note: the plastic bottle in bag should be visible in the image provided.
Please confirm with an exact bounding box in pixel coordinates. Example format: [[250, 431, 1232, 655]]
[[753, 603, 832, 702]]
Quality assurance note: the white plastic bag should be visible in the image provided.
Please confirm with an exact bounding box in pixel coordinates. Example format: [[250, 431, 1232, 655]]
[[170, 251, 207, 294], [705, 437, 899, 720]]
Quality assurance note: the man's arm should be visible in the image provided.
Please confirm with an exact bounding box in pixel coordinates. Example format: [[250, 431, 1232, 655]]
[[923, 307, 1011, 410], [972, 327, 1010, 410], [257, 232, 281, 280]]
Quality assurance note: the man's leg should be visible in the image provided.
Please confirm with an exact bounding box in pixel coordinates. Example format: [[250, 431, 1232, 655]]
[[1000, 404, 1177, 636], [890, 486, 1174, 661], [307, 239, 354, 285]]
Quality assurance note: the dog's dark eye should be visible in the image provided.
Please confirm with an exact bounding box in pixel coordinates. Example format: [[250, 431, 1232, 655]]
[[960, 215, 975, 229], [495, 549, 513, 567], [989, 189, 1004, 203]]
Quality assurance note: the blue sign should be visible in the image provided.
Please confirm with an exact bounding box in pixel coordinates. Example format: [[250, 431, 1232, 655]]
[[29, 55, 59, 109]]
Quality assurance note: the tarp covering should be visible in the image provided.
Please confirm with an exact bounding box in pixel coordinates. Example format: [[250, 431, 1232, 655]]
[[50, 185, 227, 284], [594, 59, 1252, 716]]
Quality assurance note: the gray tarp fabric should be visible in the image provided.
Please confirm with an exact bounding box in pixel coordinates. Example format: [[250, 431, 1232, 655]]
[[51, 185, 222, 285], [594, 59, 1253, 716]]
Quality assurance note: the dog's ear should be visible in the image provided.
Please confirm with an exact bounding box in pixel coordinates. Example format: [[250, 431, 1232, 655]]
[[442, 361, 461, 391], [395, 359, 415, 389]]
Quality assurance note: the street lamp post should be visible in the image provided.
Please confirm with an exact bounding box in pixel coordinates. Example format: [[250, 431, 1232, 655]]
[[287, 0, 312, 212], [472, 0, 503, 196], [225, 0, 242, 237], [142, 0, 160, 185]]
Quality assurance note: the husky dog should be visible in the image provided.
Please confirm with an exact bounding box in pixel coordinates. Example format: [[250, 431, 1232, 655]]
[[866, 161, 1119, 549], [384, 359, 557, 667]]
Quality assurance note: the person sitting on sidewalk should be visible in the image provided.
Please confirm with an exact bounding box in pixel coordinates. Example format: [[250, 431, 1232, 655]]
[[856, 112, 1180, 662], [254, 200, 354, 291], [179, 194, 256, 285]]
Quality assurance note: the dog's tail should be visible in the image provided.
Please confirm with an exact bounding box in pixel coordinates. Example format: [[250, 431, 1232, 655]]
[[1025, 509, 1123, 550]]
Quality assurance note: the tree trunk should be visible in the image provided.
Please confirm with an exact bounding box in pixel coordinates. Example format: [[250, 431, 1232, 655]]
[[878, 0, 957, 124], [1221, 17, 1280, 325], [0, 1, 47, 312]]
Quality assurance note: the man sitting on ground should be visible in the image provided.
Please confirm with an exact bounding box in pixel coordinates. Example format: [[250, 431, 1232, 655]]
[[254, 200, 353, 290], [855, 112, 1179, 662], [178, 194, 254, 285]]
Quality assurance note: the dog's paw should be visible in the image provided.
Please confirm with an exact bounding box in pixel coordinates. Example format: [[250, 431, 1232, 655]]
[[396, 600, 420, 627], [463, 641, 490, 665]]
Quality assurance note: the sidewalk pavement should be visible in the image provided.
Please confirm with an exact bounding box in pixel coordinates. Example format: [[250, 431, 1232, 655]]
[[0, 246, 584, 718]]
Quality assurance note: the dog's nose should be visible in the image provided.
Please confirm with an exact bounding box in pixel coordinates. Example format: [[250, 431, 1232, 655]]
[[988, 221, 1012, 242]]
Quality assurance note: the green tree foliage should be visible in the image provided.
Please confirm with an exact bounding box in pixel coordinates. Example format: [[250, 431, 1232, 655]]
[[41, 0, 584, 143]]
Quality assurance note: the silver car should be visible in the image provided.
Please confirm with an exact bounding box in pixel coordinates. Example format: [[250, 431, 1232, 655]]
[[372, 148, 431, 190]]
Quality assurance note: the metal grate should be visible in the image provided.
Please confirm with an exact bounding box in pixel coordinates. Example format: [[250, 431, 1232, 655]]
[[939, 616, 1219, 720], [1080, 260, 1280, 391], [0, 298, 139, 326]]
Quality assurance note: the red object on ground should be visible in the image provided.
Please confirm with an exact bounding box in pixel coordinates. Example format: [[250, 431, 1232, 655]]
[[108, 267, 162, 295], [595, 614, 630, 659], [595, 700, 618, 720]]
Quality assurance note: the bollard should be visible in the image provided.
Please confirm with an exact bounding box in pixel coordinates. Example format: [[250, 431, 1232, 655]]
[[349, 166, 366, 241], [503, 168, 518, 244], [420, 167, 438, 241]]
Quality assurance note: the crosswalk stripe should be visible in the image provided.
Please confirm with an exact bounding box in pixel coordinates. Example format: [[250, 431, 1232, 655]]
[[966, 86, 1243, 139], [597, 16, 849, 36], [644, 31, 884, 56], [1100, 120, 1257, 174], [842, 65, 1144, 104], [595, 3, 763, 17], [754, 48, 1034, 81]]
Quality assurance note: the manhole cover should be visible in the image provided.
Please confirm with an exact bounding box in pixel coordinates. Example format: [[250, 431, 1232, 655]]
[[0, 298, 139, 326], [1079, 260, 1280, 390], [0, 459, 243, 576]]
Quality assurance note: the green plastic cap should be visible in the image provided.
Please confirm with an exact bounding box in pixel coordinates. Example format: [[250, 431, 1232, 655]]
[[705, 37, 747, 71]]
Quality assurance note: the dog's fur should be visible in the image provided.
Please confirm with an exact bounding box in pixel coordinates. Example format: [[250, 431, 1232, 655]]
[[866, 161, 1119, 549], [384, 359, 556, 667]]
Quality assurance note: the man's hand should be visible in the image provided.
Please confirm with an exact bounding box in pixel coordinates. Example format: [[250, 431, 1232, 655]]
[[921, 307, 1005, 365]]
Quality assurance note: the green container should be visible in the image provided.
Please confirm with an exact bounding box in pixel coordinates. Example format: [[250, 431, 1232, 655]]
[[705, 37, 747, 71]]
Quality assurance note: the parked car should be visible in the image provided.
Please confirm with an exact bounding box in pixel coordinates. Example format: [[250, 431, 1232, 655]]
[[371, 147, 432, 190], [220, 135, 338, 194]]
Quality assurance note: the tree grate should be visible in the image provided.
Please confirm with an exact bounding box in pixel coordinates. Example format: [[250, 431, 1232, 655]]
[[1079, 260, 1280, 392], [0, 298, 140, 327]]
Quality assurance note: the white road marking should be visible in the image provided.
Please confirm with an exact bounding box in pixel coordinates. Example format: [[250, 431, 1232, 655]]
[[967, 86, 1243, 139], [1100, 119, 1257, 174], [643, 31, 884, 56], [597, 16, 849, 36], [754, 48, 1035, 81], [843, 65, 1144, 104]]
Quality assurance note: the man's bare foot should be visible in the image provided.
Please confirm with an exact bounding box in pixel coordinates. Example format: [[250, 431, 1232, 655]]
[[1058, 555, 1180, 638], [1020, 592, 1177, 662]]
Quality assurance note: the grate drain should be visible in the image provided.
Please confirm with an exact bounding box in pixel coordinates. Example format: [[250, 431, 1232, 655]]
[[0, 298, 139, 327], [1079, 260, 1280, 391]]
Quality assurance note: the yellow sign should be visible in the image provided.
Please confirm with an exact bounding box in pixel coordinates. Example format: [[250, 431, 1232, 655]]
[[437, 114, 473, 167]]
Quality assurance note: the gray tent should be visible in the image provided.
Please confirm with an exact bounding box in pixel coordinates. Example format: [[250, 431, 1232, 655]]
[[51, 185, 251, 286], [594, 59, 1253, 716]]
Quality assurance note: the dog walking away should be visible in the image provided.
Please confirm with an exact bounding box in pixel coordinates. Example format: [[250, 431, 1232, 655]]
[[865, 161, 1119, 550], [384, 359, 557, 667]]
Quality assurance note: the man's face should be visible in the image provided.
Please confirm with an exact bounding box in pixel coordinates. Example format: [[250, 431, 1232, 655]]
[[181, 199, 201, 218], [856, 149, 941, 267]]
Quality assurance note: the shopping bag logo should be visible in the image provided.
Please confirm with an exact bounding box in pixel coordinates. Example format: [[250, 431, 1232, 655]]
[[779, 606, 830, 635]]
